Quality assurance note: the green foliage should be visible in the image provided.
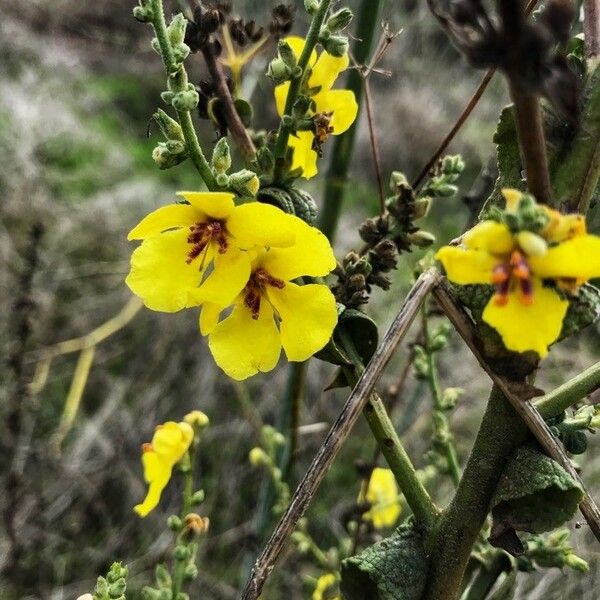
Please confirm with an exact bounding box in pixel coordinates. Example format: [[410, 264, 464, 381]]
[[340, 522, 428, 600], [93, 562, 128, 600]]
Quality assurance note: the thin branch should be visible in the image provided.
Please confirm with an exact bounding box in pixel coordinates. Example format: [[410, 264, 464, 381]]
[[432, 277, 600, 542], [584, 0, 600, 59], [240, 268, 439, 600], [363, 78, 385, 212]]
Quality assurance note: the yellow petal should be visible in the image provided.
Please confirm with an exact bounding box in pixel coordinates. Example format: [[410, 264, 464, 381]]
[[364, 467, 401, 529], [126, 229, 203, 312], [260, 217, 336, 280], [435, 246, 497, 285], [128, 204, 201, 240], [275, 81, 290, 117], [502, 188, 523, 213], [310, 51, 349, 92], [134, 451, 171, 517], [315, 89, 358, 135], [312, 574, 340, 600], [227, 202, 297, 249], [199, 302, 222, 336], [289, 131, 319, 179], [463, 221, 514, 255], [188, 246, 251, 306], [284, 36, 317, 68], [267, 282, 338, 361], [529, 235, 600, 281], [208, 301, 281, 380], [482, 280, 568, 357], [152, 421, 194, 457], [542, 209, 587, 242], [176, 191, 235, 220]]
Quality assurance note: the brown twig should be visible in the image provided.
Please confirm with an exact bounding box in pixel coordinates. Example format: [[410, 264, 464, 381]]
[[432, 278, 600, 542], [584, 0, 600, 59], [240, 268, 439, 600], [363, 78, 385, 212], [201, 43, 257, 162]]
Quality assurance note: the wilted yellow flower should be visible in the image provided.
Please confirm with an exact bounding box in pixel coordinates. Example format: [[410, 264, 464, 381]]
[[312, 573, 340, 600], [275, 36, 358, 179], [126, 192, 296, 312], [436, 189, 600, 357], [134, 420, 194, 517], [361, 467, 401, 529], [200, 215, 338, 380]]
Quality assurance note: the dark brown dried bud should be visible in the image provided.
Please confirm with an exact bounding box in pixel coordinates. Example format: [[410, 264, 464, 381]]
[[229, 18, 248, 45], [270, 3, 295, 39], [370, 239, 398, 272], [368, 272, 392, 291], [358, 215, 389, 245]]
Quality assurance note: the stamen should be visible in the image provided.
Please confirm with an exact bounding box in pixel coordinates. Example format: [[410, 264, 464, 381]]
[[242, 269, 286, 319], [493, 277, 510, 306], [142, 443, 153, 453], [186, 220, 228, 263], [509, 250, 530, 280], [491, 264, 510, 284], [519, 278, 534, 305]]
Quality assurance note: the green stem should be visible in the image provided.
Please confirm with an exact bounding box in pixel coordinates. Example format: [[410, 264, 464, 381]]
[[463, 552, 511, 600], [149, 0, 217, 189], [273, 0, 333, 182], [535, 360, 600, 418], [340, 332, 439, 531], [319, 0, 385, 240], [422, 308, 461, 487], [423, 385, 528, 600]]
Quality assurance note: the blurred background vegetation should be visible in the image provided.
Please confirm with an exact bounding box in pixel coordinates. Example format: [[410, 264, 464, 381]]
[[1, 1, 599, 598]]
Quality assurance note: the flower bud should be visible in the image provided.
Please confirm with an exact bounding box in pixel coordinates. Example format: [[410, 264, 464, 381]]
[[278, 39, 297, 69], [184, 512, 210, 536], [304, 0, 320, 14], [191, 489, 205, 505], [441, 387, 463, 408], [167, 13, 187, 47], [108, 579, 127, 597], [565, 552, 589, 572], [140, 588, 161, 600], [516, 230, 548, 257], [152, 143, 187, 169], [249, 447, 270, 467], [322, 34, 349, 57], [184, 564, 199, 581], [167, 515, 183, 531], [184, 410, 210, 430], [325, 8, 353, 32], [174, 545, 191, 561], [215, 173, 229, 188], [155, 564, 172, 589], [266, 57, 292, 84], [133, 4, 154, 22], [211, 138, 232, 174], [154, 108, 184, 141], [229, 169, 260, 198], [171, 87, 200, 112], [408, 230, 436, 248], [412, 197, 431, 220]]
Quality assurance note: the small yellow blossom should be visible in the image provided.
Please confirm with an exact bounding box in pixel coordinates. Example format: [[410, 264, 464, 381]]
[[312, 573, 341, 600], [361, 467, 402, 529], [134, 420, 194, 517], [184, 410, 210, 430], [275, 36, 358, 179], [436, 189, 600, 357], [126, 192, 297, 312], [201, 215, 338, 380]]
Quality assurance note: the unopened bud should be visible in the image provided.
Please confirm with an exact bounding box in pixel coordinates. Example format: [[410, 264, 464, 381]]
[[325, 8, 353, 32], [184, 564, 199, 580], [154, 108, 184, 141], [249, 447, 270, 467], [153, 143, 187, 169], [191, 489, 205, 505], [133, 4, 153, 22], [167, 13, 187, 47], [229, 169, 260, 198], [408, 230, 436, 248], [412, 197, 431, 220], [167, 515, 183, 531], [171, 87, 199, 112], [184, 410, 210, 430], [211, 138, 232, 174], [304, 0, 320, 14], [155, 564, 172, 589], [278, 39, 297, 68], [516, 231, 548, 257], [267, 57, 292, 84], [322, 34, 349, 57]]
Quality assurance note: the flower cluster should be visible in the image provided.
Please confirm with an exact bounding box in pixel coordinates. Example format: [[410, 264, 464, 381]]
[[274, 36, 358, 179], [126, 192, 338, 380], [436, 189, 600, 357]]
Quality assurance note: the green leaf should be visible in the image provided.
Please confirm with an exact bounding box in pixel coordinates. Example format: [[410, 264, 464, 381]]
[[558, 283, 600, 340], [234, 98, 253, 127], [490, 445, 583, 552], [340, 522, 428, 600]]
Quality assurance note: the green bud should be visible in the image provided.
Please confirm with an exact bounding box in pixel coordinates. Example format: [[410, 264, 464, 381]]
[[255, 146, 275, 175], [292, 95, 311, 118], [174, 545, 191, 561], [565, 553, 590, 572], [154, 108, 184, 141], [278, 40, 297, 69], [176, 594, 190, 600], [325, 8, 353, 32], [249, 447, 270, 467], [108, 579, 127, 597], [408, 230, 436, 248], [565, 430, 588, 455], [412, 197, 431, 220], [304, 0, 320, 14], [158, 590, 173, 600], [161, 90, 175, 104], [266, 57, 292, 84], [152, 143, 187, 169], [155, 564, 171, 589], [141, 587, 161, 600], [211, 137, 232, 174], [433, 183, 458, 197], [322, 34, 349, 57], [167, 13, 187, 47], [428, 334, 448, 352], [229, 169, 260, 198], [133, 4, 154, 22], [319, 27, 331, 41], [173, 43, 190, 64], [215, 173, 229, 188], [441, 387, 463, 408], [171, 88, 199, 112], [191, 489, 205, 505], [183, 564, 199, 580], [167, 515, 183, 531]]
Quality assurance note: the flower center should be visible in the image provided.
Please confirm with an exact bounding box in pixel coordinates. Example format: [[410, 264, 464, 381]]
[[186, 220, 228, 264], [311, 111, 334, 157], [243, 268, 285, 320], [491, 250, 533, 306]]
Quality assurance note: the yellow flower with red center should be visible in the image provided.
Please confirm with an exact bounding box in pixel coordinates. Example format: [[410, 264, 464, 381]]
[[436, 189, 600, 357], [275, 36, 358, 179], [134, 420, 194, 517], [126, 192, 297, 312], [361, 467, 401, 529], [200, 215, 338, 380]]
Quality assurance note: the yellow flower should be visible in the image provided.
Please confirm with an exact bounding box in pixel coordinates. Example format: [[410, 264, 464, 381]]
[[134, 420, 194, 517], [275, 36, 358, 179], [312, 573, 340, 600], [126, 192, 297, 312], [361, 467, 401, 529], [201, 215, 338, 380], [436, 189, 600, 357]]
